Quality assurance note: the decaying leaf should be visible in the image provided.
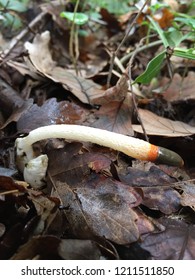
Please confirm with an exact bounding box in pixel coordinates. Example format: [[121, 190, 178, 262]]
[[0, 175, 27, 194], [52, 174, 155, 244], [141, 186, 181, 214], [75, 185, 140, 244], [162, 72, 195, 102], [132, 108, 195, 136], [176, 181, 195, 208], [119, 164, 177, 187], [52, 180, 93, 239], [24, 31, 104, 104], [47, 146, 112, 185], [153, 8, 174, 29], [17, 98, 87, 132], [95, 72, 129, 104], [118, 163, 181, 214], [1, 0, 195, 261], [93, 94, 134, 135], [141, 218, 195, 260]]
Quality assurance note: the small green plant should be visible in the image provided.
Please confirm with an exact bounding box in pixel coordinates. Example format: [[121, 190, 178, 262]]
[[84, 0, 133, 15], [0, 0, 29, 30], [134, 2, 195, 85], [60, 11, 89, 25], [60, 0, 137, 72], [60, 0, 90, 73]]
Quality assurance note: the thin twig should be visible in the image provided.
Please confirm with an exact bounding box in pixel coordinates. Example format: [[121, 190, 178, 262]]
[[69, 0, 80, 74], [128, 37, 150, 142], [120, 39, 162, 65], [106, 0, 151, 88]]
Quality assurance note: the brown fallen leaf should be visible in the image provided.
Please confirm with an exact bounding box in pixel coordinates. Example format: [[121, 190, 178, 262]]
[[47, 143, 113, 185], [141, 218, 195, 260], [41, 2, 109, 78], [132, 108, 195, 136], [162, 72, 195, 102], [79, 50, 109, 79], [141, 186, 181, 214], [100, 8, 121, 33], [93, 95, 134, 135], [75, 186, 140, 244], [118, 164, 177, 187], [0, 175, 27, 193], [93, 71, 129, 104], [176, 181, 195, 208], [24, 31, 104, 104], [52, 180, 93, 239], [135, 210, 156, 236], [17, 98, 87, 132], [118, 164, 181, 214], [153, 8, 174, 28], [52, 173, 149, 244]]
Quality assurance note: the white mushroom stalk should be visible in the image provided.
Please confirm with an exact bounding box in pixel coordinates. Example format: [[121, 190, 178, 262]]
[[15, 125, 184, 188]]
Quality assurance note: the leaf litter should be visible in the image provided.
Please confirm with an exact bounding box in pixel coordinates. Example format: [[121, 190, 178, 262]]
[[0, 0, 195, 260]]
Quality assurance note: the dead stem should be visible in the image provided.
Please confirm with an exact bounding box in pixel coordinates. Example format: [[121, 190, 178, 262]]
[[128, 37, 149, 142], [106, 0, 151, 88], [120, 39, 162, 65], [69, 0, 80, 75]]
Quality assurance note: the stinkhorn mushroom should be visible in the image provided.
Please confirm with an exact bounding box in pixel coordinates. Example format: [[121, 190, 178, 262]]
[[15, 125, 184, 188]]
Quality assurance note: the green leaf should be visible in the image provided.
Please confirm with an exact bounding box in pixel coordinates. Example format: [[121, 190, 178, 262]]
[[173, 47, 195, 60], [85, 0, 131, 15], [147, 15, 169, 48], [134, 51, 166, 85], [164, 29, 183, 47], [0, 0, 9, 7], [150, 3, 168, 11], [1, 12, 22, 29], [60, 12, 89, 25], [0, 0, 28, 12], [175, 17, 195, 29]]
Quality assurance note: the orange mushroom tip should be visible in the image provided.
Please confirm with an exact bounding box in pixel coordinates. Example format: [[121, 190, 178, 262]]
[[148, 144, 184, 167]]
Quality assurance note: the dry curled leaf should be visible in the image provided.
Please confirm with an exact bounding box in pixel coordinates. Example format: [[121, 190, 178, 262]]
[[24, 31, 104, 104]]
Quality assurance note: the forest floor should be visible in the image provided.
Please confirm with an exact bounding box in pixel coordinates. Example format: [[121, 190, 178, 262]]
[[0, 0, 195, 260]]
